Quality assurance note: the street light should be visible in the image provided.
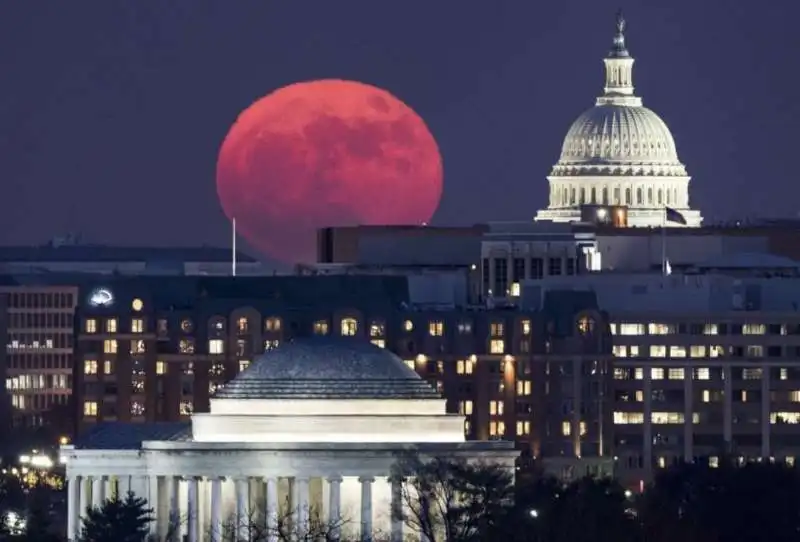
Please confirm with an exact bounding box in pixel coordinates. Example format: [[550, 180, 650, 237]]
[[529, 509, 539, 519]]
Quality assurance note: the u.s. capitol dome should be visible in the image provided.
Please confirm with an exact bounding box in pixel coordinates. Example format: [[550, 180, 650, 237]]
[[535, 12, 702, 227]]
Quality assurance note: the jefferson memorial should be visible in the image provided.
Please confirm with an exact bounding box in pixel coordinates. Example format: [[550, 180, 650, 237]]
[[535, 13, 703, 227], [61, 339, 517, 541]]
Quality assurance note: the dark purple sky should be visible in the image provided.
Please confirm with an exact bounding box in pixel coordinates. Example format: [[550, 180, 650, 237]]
[[0, 1, 797, 257]]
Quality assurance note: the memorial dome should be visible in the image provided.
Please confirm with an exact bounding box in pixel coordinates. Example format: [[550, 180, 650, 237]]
[[214, 337, 441, 400]]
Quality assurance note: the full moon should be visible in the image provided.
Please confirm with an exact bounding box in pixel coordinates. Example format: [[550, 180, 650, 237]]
[[216, 79, 443, 264]]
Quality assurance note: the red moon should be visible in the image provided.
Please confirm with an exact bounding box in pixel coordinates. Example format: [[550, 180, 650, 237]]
[[216, 79, 443, 264]]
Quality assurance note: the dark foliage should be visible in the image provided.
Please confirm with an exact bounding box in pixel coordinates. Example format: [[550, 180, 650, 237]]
[[78, 491, 153, 542]]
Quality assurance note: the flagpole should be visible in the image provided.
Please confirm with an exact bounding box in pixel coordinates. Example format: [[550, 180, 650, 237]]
[[232, 217, 237, 277], [661, 205, 667, 276]]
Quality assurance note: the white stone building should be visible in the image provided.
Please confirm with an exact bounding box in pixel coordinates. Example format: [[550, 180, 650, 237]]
[[536, 12, 702, 228], [61, 339, 517, 541]]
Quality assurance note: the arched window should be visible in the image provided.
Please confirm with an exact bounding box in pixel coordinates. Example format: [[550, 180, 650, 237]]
[[657, 189, 663, 205], [236, 317, 249, 333], [636, 188, 643, 205], [264, 317, 282, 332], [580, 187, 586, 204], [577, 316, 595, 335], [602, 187, 609, 204], [341, 317, 358, 336], [614, 187, 621, 204], [647, 188, 653, 205], [570, 188, 576, 205], [590, 187, 597, 203], [666, 189, 671, 205], [562, 188, 568, 206]]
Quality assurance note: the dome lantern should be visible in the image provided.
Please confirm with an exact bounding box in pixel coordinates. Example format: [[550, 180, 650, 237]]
[[599, 10, 640, 106]]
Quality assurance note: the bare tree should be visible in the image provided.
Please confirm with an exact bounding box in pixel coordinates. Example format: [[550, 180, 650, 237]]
[[392, 455, 514, 542], [210, 496, 387, 541]]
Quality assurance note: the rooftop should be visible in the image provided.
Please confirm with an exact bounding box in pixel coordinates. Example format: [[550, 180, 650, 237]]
[[0, 245, 257, 263], [214, 338, 441, 400]]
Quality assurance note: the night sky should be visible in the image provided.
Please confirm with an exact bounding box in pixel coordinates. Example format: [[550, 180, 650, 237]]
[[0, 1, 797, 259]]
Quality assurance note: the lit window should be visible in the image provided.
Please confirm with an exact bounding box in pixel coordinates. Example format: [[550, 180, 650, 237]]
[[613, 345, 627, 357], [428, 321, 444, 337], [651, 412, 685, 424], [264, 317, 281, 332], [743, 368, 762, 380], [516, 380, 532, 396], [667, 368, 685, 380], [131, 402, 145, 416], [131, 318, 144, 333], [650, 346, 667, 358], [403, 320, 414, 332], [83, 402, 98, 416], [648, 323, 673, 335], [694, 368, 710, 380], [84, 360, 98, 375], [181, 319, 193, 332], [578, 317, 594, 334], [105, 319, 118, 333], [690, 345, 706, 358], [209, 339, 224, 354], [104, 360, 113, 375], [341, 318, 358, 336], [457, 321, 472, 334], [313, 320, 329, 335], [703, 324, 718, 335], [651, 368, 664, 380], [179, 339, 195, 354], [490, 340, 504, 354], [516, 421, 530, 435], [130, 340, 145, 354], [771, 412, 800, 424], [489, 401, 504, 416], [264, 340, 279, 351], [370, 322, 385, 337], [237, 317, 249, 333], [521, 320, 531, 335], [179, 401, 193, 416], [459, 401, 473, 415], [669, 346, 686, 358], [634, 368, 644, 380], [613, 412, 645, 424], [239, 360, 250, 372], [743, 324, 766, 335], [561, 421, 571, 436], [371, 339, 386, 349], [132, 298, 143, 311], [103, 340, 117, 354], [619, 323, 645, 335], [156, 361, 167, 375], [85, 319, 97, 333], [490, 323, 504, 337]]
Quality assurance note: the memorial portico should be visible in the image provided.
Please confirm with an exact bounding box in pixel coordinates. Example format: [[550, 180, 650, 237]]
[[62, 339, 517, 541]]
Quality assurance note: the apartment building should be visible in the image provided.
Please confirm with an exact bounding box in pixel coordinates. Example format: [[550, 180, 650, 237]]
[[1, 282, 78, 430], [536, 268, 800, 486]]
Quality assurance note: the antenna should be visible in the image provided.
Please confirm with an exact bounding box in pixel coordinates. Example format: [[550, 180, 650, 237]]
[[232, 218, 237, 277]]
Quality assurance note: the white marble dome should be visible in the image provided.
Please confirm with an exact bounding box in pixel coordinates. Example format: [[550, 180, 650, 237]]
[[557, 104, 680, 166]]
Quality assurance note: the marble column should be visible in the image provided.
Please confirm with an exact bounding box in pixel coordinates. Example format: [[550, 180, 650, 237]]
[[265, 477, 278, 542], [359, 477, 374, 541], [78, 476, 89, 520], [296, 477, 310, 536], [166, 476, 180, 538], [235, 477, 250, 540], [390, 477, 403, 542], [187, 477, 199, 542], [91, 476, 104, 508], [118, 475, 131, 499], [327, 476, 342, 540], [210, 478, 223, 542], [67, 476, 78, 541], [147, 476, 159, 539]]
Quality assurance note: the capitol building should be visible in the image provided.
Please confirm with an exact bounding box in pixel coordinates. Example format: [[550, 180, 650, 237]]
[[536, 13, 702, 227]]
